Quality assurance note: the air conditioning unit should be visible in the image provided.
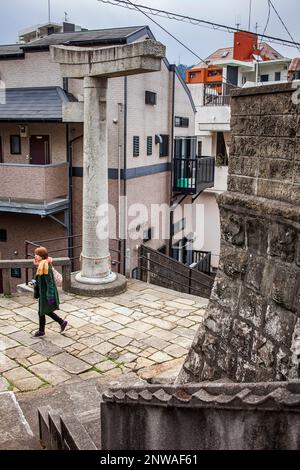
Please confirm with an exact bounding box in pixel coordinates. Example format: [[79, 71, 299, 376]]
[[19, 125, 28, 138]]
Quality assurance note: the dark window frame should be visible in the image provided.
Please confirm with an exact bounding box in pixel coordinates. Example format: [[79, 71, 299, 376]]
[[274, 71, 281, 81], [0, 229, 7, 242], [175, 116, 189, 128], [159, 134, 169, 158], [143, 227, 153, 242], [10, 135, 21, 155], [133, 136, 140, 157], [11, 268, 21, 279], [260, 74, 269, 83], [145, 91, 157, 105]]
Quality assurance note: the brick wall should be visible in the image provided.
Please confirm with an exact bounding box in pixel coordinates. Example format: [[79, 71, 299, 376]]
[[179, 82, 300, 383]]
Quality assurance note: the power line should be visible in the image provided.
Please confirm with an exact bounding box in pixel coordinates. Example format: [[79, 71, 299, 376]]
[[108, 0, 238, 89], [269, 0, 300, 54], [98, 0, 300, 50]]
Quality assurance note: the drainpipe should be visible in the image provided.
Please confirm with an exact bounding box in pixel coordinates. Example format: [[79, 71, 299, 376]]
[[123, 76, 128, 276], [168, 65, 176, 257]]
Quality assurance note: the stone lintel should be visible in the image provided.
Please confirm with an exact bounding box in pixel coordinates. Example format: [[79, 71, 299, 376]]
[[218, 191, 300, 225], [50, 40, 166, 78]]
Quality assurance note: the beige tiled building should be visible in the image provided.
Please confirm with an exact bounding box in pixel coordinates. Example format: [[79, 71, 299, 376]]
[[0, 25, 199, 291]]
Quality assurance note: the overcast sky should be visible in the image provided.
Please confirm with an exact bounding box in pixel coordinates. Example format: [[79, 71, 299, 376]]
[[0, 0, 299, 64]]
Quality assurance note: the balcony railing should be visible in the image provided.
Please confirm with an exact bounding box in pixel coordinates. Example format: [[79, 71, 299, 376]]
[[189, 250, 212, 275], [204, 95, 231, 106], [0, 162, 68, 203], [173, 157, 215, 194]]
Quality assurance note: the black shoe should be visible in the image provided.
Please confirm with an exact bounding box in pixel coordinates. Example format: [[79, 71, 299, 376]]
[[60, 320, 68, 334], [33, 331, 45, 338]]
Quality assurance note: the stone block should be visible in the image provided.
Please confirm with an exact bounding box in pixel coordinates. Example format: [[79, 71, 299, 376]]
[[219, 243, 248, 279], [251, 331, 275, 370], [244, 255, 266, 292], [275, 348, 291, 381], [210, 272, 240, 313], [201, 332, 219, 363], [260, 137, 295, 160], [268, 222, 297, 262], [231, 95, 261, 116], [246, 217, 268, 255], [239, 287, 266, 328], [296, 236, 300, 267], [260, 92, 297, 115], [291, 184, 300, 205], [183, 348, 203, 376], [260, 115, 297, 138], [231, 319, 253, 358], [293, 162, 300, 184], [258, 159, 294, 182], [204, 301, 232, 339], [216, 346, 237, 376], [231, 115, 260, 136], [230, 136, 260, 157], [265, 303, 297, 348], [271, 264, 299, 312], [236, 357, 256, 382], [256, 179, 292, 203], [295, 138, 300, 161], [227, 175, 256, 195], [220, 208, 245, 246]]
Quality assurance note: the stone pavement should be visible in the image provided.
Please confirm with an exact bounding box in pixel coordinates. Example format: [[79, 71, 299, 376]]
[[0, 279, 208, 393]]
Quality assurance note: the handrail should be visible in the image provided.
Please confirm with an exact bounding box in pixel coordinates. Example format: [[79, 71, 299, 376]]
[[0, 257, 71, 296]]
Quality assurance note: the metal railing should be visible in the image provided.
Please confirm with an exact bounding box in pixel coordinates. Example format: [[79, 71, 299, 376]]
[[204, 95, 230, 106], [138, 245, 214, 299], [24, 234, 123, 285], [190, 250, 211, 275], [0, 258, 71, 296], [173, 156, 215, 193]]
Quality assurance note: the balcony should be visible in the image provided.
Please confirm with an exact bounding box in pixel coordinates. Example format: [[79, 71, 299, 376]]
[[173, 156, 215, 195], [204, 95, 230, 106], [0, 162, 69, 215]]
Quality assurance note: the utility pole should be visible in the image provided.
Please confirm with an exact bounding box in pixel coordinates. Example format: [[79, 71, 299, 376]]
[[48, 0, 51, 23], [248, 0, 252, 31]]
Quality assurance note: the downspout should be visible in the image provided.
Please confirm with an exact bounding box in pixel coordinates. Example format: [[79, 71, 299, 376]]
[[169, 65, 176, 257], [123, 76, 128, 276]]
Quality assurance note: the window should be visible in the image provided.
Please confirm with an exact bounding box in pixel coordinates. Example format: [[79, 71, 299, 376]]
[[175, 117, 189, 128], [260, 74, 269, 82], [11, 268, 21, 279], [133, 136, 140, 157], [143, 227, 153, 242], [147, 136, 153, 156], [159, 135, 169, 157], [145, 91, 157, 105], [275, 72, 281, 81], [0, 229, 7, 241], [189, 72, 197, 79], [197, 141, 202, 157], [10, 135, 21, 155], [242, 76, 247, 85]]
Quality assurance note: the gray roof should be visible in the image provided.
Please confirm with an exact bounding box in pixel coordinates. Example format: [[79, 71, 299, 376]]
[[0, 44, 23, 58], [0, 87, 76, 121], [20, 26, 147, 50]]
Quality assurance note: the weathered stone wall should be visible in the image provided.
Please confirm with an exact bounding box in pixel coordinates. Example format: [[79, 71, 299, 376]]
[[179, 83, 300, 383]]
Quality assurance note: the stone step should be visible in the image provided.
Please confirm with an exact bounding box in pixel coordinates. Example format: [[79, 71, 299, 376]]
[[0, 391, 40, 450]]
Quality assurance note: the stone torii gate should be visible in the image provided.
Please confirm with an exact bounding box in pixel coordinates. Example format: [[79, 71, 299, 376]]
[[50, 40, 165, 296]]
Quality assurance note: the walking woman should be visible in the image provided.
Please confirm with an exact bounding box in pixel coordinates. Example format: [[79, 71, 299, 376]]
[[33, 246, 67, 338]]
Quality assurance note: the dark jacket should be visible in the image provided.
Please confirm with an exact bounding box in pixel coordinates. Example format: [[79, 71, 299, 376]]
[[35, 265, 60, 316]]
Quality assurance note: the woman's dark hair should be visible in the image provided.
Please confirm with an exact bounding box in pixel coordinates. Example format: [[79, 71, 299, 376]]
[[34, 246, 48, 259]]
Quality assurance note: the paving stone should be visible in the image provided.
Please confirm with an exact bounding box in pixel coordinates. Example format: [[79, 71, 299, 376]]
[[170, 336, 193, 349], [95, 360, 118, 372], [12, 306, 37, 321], [9, 331, 40, 346], [0, 325, 19, 335], [188, 314, 205, 323], [146, 327, 178, 341], [138, 347, 158, 358], [59, 303, 78, 312], [110, 335, 132, 348], [79, 370, 102, 380], [3, 366, 34, 383], [126, 345, 141, 354], [77, 347, 94, 357], [97, 331, 117, 341], [173, 297, 196, 306], [176, 318, 196, 328], [71, 343, 88, 352], [164, 343, 188, 358], [119, 327, 148, 341], [164, 301, 197, 311], [6, 346, 35, 360], [109, 313, 134, 326], [130, 321, 153, 333], [103, 321, 123, 332], [112, 306, 134, 316], [117, 352, 137, 363], [14, 377, 44, 392], [64, 315, 87, 328], [138, 358, 183, 381], [138, 293, 160, 302], [93, 342, 116, 355], [50, 352, 91, 374], [172, 326, 196, 339], [79, 351, 106, 365], [90, 315, 109, 326], [27, 354, 45, 366], [142, 335, 171, 350], [46, 334, 75, 348], [134, 357, 155, 370], [148, 351, 173, 363], [0, 353, 18, 373], [0, 376, 10, 391], [29, 362, 71, 385], [79, 336, 102, 348], [0, 299, 21, 309], [31, 340, 63, 357], [0, 335, 20, 350], [131, 312, 147, 320]]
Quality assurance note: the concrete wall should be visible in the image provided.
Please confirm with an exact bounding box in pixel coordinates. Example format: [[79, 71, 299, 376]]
[[0, 51, 62, 88], [179, 82, 300, 384]]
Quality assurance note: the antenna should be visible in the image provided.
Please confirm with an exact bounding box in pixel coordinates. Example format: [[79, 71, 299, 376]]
[[48, 0, 51, 23], [64, 11, 68, 22], [248, 0, 252, 31], [255, 22, 259, 34], [235, 15, 241, 30]]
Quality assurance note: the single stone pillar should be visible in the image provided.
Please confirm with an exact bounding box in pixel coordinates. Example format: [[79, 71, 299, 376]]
[[75, 77, 116, 285]]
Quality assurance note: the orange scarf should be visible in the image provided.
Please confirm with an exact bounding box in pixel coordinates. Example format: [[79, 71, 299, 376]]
[[36, 257, 52, 276]]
